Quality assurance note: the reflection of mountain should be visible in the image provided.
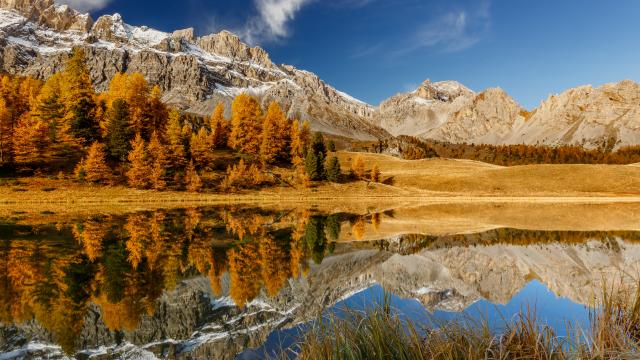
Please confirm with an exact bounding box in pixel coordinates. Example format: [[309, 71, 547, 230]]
[[1, 207, 640, 359], [3, 238, 639, 358]]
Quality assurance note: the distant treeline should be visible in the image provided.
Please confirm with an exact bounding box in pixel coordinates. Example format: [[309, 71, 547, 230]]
[[357, 136, 640, 165]]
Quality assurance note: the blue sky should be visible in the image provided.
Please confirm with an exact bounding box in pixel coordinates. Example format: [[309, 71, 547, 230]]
[[61, 0, 640, 109]]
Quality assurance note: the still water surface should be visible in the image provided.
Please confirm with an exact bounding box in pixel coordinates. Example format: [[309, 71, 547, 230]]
[[0, 206, 638, 359]]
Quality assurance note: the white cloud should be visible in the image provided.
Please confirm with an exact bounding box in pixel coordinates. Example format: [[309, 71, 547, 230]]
[[238, 0, 312, 45], [396, 0, 491, 55], [55, 0, 112, 12]]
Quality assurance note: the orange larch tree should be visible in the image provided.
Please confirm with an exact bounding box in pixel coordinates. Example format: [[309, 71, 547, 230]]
[[229, 93, 263, 155], [126, 134, 152, 189], [82, 142, 112, 184]]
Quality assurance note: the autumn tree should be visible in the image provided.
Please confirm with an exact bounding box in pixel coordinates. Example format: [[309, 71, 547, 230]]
[[12, 114, 49, 165], [106, 99, 133, 161], [371, 164, 381, 183], [61, 48, 99, 145], [290, 120, 310, 166], [148, 131, 168, 190], [144, 86, 169, 137], [260, 102, 281, 165], [184, 160, 203, 192], [79, 142, 112, 184], [107, 73, 151, 137], [126, 134, 151, 189], [165, 109, 186, 170], [209, 103, 229, 149], [229, 93, 263, 155], [190, 128, 215, 170], [0, 99, 11, 164], [351, 155, 365, 179]]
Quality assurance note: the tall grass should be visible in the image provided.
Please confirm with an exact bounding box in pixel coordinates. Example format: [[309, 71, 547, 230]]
[[288, 284, 640, 360]]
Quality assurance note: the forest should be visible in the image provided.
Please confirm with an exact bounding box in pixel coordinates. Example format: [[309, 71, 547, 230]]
[[0, 49, 381, 193], [391, 136, 640, 165]]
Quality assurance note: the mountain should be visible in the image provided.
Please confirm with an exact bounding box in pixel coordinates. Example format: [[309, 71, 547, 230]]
[[375, 79, 640, 149], [2, 238, 638, 359], [0, 0, 387, 140], [2, 0, 640, 149]]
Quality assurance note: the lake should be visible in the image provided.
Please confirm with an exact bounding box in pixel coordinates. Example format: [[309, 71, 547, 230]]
[[0, 204, 638, 359]]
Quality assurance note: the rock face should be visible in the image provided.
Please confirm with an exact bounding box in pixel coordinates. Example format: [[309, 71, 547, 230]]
[[375, 79, 640, 149], [506, 80, 640, 149], [0, 3, 387, 140]]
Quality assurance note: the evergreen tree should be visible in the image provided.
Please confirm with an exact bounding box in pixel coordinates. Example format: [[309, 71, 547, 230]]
[[325, 156, 341, 182], [106, 99, 133, 161], [229, 93, 263, 155], [185, 160, 203, 192], [304, 150, 321, 181], [126, 134, 151, 189], [303, 216, 327, 265], [327, 140, 336, 152], [304, 132, 327, 181], [82, 142, 112, 184]]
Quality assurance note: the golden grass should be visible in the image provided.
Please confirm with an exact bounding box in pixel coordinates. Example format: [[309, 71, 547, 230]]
[[2, 152, 640, 218], [337, 152, 640, 197]]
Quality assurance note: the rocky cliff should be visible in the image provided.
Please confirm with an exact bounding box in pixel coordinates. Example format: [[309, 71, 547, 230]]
[[0, 0, 386, 140], [375, 79, 640, 149]]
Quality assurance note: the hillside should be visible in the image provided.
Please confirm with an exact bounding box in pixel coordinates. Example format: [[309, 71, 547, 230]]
[[0, 0, 387, 140]]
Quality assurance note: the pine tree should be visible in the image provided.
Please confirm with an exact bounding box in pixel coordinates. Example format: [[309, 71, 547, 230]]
[[184, 160, 203, 192], [326, 156, 341, 182], [327, 141, 336, 152], [106, 99, 133, 161], [229, 93, 263, 155], [126, 134, 151, 189], [304, 150, 320, 181], [209, 103, 229, 149], [260, 102, 283, 165], [82, 142, 112, 184]]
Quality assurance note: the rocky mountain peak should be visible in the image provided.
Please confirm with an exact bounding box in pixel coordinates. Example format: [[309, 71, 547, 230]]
[[415, 79, 474, 103], [196, 30, 274, 68], [0, 0, 92, 31]]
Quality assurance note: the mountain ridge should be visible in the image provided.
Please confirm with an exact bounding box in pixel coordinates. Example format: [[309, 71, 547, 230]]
[[2, 0, 640, 149]]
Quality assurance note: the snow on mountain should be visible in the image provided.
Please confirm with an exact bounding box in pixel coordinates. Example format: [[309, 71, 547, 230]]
[[0, 1, 388, 140]]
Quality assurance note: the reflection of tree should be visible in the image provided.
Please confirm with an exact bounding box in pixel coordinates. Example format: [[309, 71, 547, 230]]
[[124, 214, 148, 270], [304, 216, 328, 265], [259, 236, 291, 297], [228, 241, 261, 308], [72, 218, 110, 262], [0, 207, 354, 354], [352, 216, 366, 240]]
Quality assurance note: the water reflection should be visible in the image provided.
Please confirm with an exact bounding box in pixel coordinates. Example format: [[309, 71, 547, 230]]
[[0, 206, 639, 359]]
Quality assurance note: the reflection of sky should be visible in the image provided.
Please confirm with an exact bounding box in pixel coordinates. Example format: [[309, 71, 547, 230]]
[[239, 280, 591, 359]]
